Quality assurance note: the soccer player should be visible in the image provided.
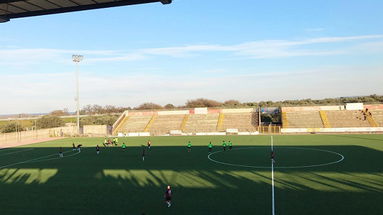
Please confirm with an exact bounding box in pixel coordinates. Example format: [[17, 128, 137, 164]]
[[121, 142, 127, 149], [142, 145, 146, 161], [77, 144, 82, 152], [164, 185, 172, 207], [208, 141, 213, 153], [147, 140, 151, 150], [187, 141, 192, 152], [271, 150, 275, 164], [96, 145, 100, 155], [228, 141, 233, 150], [115, 137, 119, 146], [72, 143, 76, 151], [222, 140, 227, 151], [59, 147, 63, 158], [103, 138, 108, 147]]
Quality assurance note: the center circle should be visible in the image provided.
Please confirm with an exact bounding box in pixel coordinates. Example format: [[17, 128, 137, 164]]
[[208, 146, 344, 169]]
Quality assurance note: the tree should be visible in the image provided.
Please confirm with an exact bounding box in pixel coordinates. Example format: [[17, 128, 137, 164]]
[[81, 104, 128, 114], [36, 116, 64, 129], [50, 109, 69, 116], [0, 122, 25, 133], [164, 104, 175, 109], [223, 100, 241, 107], [136, 103, 163, 110], [80, 115, 119, 126], [185, 98, 222, 108]]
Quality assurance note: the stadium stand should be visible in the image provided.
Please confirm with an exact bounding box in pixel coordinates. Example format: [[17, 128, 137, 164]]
[[220, 112, 258, 132], [117, 115, 152, 133], [113, 104, 383, 135], [180, 114, 189, 132], [184, 113, 219, 133], [325, 110, 371, 127], [369, 110, 383, 126], [281, 112, 288, 128], [284, 111, 323, 128], [144, 115, 157, 132], [319, 110, 331, 128], [149, 114, 184, 135]]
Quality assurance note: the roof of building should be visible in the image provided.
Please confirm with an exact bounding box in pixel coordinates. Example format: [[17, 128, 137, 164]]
[[0, 0, 171, 22]]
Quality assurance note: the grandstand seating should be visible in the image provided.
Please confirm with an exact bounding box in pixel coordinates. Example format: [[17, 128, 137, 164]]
[[319, 110, 331, 128], [114, 106, 383, 135], [149, 114, 184, 135], [284, 111, 323, 128], [325, 110, 370, 127], [117, 115, 152, 133], [370, 110, 383, 126], [184, 113, 219, 133], [220, 112, 258, 131]]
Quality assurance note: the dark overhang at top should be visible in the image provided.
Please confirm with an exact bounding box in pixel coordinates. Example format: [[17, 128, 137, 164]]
[[0, 0, 171, 23]]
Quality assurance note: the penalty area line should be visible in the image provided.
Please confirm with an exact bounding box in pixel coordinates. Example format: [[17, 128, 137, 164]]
[[25, 150, 81, 164], [0, 148, 34, 157], [0, 149, 79, 169]]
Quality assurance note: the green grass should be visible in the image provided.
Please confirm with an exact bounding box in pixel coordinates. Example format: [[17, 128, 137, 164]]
[[0, 134, 383, 215]]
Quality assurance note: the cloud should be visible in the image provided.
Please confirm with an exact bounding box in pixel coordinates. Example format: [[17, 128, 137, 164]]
[[86, 54, 146, 62], [0, 48, 119, 66], [0, 34, 382, 113], [140, 34, 383, 59], [0, 65, 382, 114], [1, 34, 382, 67]]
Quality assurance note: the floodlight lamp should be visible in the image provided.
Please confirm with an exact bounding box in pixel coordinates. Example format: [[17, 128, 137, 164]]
[[72, 55, 84, 62]]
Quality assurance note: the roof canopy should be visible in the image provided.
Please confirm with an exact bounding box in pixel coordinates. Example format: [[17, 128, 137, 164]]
[[0, 0, 171, 22]]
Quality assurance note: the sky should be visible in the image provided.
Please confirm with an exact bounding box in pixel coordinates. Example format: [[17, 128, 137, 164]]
[[0, 0, 382, 114]]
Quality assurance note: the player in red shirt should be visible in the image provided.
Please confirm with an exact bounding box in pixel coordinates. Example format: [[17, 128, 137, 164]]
[[164, 185, 172, 207]]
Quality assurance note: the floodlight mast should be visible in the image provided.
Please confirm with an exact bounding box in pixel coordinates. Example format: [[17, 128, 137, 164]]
[[72, 55, 83, 135]]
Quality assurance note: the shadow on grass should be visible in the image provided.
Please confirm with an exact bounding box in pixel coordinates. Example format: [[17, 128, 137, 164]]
[[0, 145, 382, 215]]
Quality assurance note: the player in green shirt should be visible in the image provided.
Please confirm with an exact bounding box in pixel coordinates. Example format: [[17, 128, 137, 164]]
[[187, 141, 192, 152], [222, 140, 227, 151], [121, 142, 127, 149], [228, 141, 233, 150], [208, 142, 213, 153]]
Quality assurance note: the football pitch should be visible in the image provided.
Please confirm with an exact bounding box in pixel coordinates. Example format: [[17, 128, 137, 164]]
[[0, 134, 382, 215]]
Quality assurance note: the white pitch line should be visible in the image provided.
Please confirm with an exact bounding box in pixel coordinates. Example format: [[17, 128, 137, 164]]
[[271, 136, 276, 215], [208, 146, 344, 169], [0, 149, 76, 169], [24, 150, 81, 164], [0, 148, 34, 157]]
